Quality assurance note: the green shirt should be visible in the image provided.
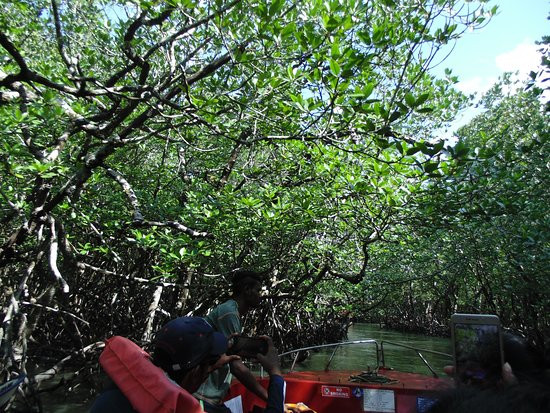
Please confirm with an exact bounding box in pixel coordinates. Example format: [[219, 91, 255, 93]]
[[195, 299, 241, 404]]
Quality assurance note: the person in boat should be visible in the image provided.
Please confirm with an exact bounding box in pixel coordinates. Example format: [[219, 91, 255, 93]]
[[432, 332, 550, 412], [195, 270, 269, 413], [442, 331, 550, 386], [427, 382, 550, 413], [499, 332, 550, 386], [90, 316, 285, 413]]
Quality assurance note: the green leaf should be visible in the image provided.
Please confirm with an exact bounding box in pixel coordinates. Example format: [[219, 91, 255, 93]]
[[14, 108, 27, 122], [433, 141, 445, 153], [363, 83, 375, 98], [329, 59, 341, 77], [404, 93, 415, 107], [414, 93, 430, 107], [281, 22, 296, 37], [406, 146, 421, 155], [416, 107, 434, 113], [287, 65, 297, 79], [375, 137, 390, 148], [389, 110, 402, 123], [396, 142, 404, 155], [423, 162, 439, 173], [269, 0, 284, 16], [357, 30, 371, 45], [331, 41, 340, 58]]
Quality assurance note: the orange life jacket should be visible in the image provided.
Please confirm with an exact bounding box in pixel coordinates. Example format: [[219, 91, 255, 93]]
[[99, 336, 203, 413]]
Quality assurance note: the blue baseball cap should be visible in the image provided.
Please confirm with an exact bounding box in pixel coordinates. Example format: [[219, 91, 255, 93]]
[[153, 317, 227, 372]]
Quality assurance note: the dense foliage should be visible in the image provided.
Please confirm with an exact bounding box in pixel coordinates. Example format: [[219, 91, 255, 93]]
[[345, 65, 550, 348], [2, 0, 547, 409]]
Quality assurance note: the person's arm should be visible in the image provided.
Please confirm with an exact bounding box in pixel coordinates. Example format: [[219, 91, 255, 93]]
[[255, 337, 285, 413], [229, 359, 269, 401], [208, 354, 241, 374], [264, 375, 285, 413], [215, 302, 269, 400]]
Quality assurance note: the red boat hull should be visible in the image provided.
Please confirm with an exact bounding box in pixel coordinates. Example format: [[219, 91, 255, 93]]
[[227, 368, 452, 413]]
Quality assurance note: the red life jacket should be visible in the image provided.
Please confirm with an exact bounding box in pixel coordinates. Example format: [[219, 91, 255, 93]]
[[99, 336, 203, 413]]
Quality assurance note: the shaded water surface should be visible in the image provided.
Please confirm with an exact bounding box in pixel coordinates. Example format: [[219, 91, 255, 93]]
[[285, 323, 452, 376]]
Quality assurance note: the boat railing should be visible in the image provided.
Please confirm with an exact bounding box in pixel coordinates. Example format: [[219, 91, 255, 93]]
[[379, 340, 452, 378], [272, 338, 452, 378], [279, 339, 380, 374]]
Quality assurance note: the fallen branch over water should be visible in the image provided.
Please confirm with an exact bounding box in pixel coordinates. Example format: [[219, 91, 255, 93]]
[[34, 341, 104, 385]]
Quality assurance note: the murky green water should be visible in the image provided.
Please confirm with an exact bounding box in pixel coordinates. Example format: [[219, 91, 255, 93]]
[[284, 323, 453, 377], [40, 323, 452, 412]]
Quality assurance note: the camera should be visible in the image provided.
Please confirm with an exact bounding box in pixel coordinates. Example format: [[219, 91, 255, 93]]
[[226, 336, 268, 358]]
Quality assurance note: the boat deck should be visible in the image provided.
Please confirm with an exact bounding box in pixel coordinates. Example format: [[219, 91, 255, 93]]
[[226, 338, 454, 412], [284, 367, 451, 392], [227, 368, 452, 413]]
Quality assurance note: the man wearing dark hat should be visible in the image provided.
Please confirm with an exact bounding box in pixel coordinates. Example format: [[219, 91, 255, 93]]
[[90, 316, 285, 413], [195, 270, 269, 412]]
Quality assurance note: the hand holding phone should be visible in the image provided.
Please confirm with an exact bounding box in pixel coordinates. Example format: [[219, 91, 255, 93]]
[[451, 313, 504, 387], [227, 335, 268, 358]]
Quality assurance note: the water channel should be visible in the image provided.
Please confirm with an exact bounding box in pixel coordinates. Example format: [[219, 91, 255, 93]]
[[283, 323, 453, 376], [41, 323, 452, 412]]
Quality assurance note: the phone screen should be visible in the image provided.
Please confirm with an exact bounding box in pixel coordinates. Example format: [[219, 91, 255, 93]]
[[454, 322, 502, 385]]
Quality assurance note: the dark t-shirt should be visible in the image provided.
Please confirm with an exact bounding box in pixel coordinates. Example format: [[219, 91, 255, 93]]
[[89, 384, 135, 413]]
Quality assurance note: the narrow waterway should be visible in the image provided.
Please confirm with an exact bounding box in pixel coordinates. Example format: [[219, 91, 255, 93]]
[[286, 323, 453, 376], [40, 323, 452, 412]]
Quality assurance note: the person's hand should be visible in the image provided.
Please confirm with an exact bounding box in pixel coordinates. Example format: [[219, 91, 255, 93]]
[[208, 354, 241, 373], [225, 332, 241, 355], [228, 332, 240, 341], [442, 363, 518, 386], [501, 362, 518, 385], [255, 336, 282, 376]]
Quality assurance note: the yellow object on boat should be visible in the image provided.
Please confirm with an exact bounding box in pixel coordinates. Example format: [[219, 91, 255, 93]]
[[284, 402, 317, 413]]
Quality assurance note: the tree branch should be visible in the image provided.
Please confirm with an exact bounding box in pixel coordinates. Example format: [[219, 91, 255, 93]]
[[77, 262, 178, 287], [20, 301, 89, 326], [328, 236, 378, 284], [103, 166, 143, 222], [133, 220, 211, 238], [33, 341, 104, 384], [48, 216, 69, 293], [141, 285, 163, 342], [51, 0, 78, 79]]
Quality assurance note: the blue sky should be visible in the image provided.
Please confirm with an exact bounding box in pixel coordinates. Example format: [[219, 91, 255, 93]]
[[434, 0, 549, 95], [431, 0, 549, 137]]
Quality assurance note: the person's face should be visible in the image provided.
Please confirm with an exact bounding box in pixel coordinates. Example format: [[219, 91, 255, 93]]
[[245, 281, 262, 308]]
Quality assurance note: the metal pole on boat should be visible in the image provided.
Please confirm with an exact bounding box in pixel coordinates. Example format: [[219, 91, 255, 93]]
[[290, 353, 299, 373], [416, 351, 438, 378], [324, 345, 340, 372]]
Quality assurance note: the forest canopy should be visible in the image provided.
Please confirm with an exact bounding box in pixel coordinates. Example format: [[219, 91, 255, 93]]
[[0, 0, 548, 408]]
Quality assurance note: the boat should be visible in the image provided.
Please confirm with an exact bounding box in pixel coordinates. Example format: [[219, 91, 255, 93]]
[[225, 339, 453, 413], [0, 374, 26, 409]]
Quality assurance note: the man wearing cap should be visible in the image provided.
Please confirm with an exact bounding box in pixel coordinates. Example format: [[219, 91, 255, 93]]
[[195, 270, 269, 412], [90, 316, 285, 413]]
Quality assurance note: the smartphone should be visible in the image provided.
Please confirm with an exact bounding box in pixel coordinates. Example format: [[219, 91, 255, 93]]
[[227, 336, 268, 358], [450, 313, 504, 386]]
